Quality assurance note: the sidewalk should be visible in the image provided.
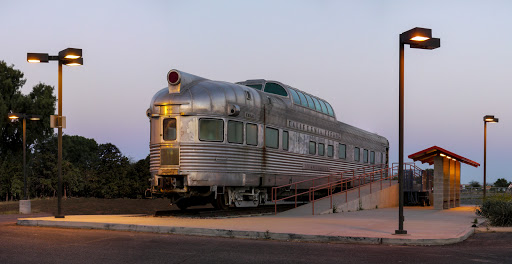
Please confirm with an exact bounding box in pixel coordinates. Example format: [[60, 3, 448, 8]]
[[17, 205, 481, 246]]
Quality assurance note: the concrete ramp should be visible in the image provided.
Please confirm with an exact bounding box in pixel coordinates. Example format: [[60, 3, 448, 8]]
[[278, 180, 399, 216]]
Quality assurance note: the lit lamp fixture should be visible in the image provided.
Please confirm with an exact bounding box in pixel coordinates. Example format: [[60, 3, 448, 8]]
[[27, 48, 83, 218], [483, 115, 499, 199], [396, 28, 440, 235], [7, 113, 41, 213]]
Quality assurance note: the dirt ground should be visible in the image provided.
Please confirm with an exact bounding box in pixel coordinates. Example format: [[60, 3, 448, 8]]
[[0, 197, 176, 215]]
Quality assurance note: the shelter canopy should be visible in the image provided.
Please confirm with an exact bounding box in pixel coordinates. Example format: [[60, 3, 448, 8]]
[[408, 146, 480, 167]]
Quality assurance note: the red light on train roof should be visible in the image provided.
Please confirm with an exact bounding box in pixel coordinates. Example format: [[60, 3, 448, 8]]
[[168, 70, 181, 85]]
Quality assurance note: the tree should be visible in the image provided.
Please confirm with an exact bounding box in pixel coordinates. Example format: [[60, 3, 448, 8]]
[[469, 180, 481, 188], [494, 178, 511, 188], [0, 61, 56, 201]]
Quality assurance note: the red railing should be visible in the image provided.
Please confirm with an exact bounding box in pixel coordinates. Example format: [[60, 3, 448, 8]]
[[308, 165, 397, 215], [271, 164, 387, 214]]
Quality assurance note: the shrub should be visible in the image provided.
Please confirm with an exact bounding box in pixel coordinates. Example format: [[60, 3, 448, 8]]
[[476, 194, 512, 226]]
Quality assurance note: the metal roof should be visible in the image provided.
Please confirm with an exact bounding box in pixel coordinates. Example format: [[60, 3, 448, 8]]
[[408, 146, 480, 168]]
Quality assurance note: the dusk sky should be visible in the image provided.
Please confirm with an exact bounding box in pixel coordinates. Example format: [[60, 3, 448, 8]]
[[1, 0, 511, 184]]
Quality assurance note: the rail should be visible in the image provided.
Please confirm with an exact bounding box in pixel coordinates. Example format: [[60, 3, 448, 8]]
[[308, 165, 397, 215], [271, 163, 387, 214]]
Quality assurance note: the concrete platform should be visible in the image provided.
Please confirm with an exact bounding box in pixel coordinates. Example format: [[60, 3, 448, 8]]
[[17, 205, 482, 246]]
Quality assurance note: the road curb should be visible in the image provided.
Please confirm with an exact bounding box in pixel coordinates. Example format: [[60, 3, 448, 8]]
[[17, 218, 473, 246]]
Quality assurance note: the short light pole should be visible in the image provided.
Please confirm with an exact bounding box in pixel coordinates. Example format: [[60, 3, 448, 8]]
[[7, 113, 41, 213], [483, 115, 499, 199], [27, 48, 83, 218], [397, 28, 440, 235]]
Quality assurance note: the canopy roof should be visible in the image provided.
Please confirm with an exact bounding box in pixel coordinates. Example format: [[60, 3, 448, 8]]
[[408, 146, 480, 167]]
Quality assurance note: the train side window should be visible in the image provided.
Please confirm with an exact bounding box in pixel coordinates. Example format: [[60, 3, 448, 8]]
[[370, 151, 375, 164], [339, 144, 346, 159], [289, 89, 301, 105], [265, 127, 279, 148], [309, 141, 316, 155], [227, 120, 243, 144], [318, 143, 325, 156], [163, 118, 177, 141], [246, 123, 258, 146], [354, 147, 360, 162], [363, 149, 369, 163], [282, 131, 289, 150], [327, 145, 333, 157], [199, 118, 224, 142], [246, 84, 262, 90], [296, 91, 309, 107], [311, 97, 322, 112], [264, 83, 288, 97], [381, 153, 383, 164]]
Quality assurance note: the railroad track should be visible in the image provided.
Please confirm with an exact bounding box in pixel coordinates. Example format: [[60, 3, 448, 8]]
[[154, 204, 298, 218]]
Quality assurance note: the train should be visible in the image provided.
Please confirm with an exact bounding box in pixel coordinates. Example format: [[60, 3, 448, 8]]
[[146, 69, 389, 209]]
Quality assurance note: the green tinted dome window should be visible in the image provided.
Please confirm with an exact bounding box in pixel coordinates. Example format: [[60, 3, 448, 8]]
[[289, 89, 301, 105], [246, 84, 262, 90], [304, 94, 315, 110], [318, 100, 328, 114], [264, 83, 288, 97], [296, 91, 309, 107], [325, 102, 334, 116], [311, 97, 322, 112]]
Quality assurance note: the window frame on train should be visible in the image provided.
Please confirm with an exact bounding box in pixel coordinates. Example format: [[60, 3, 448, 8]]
[[370, 151, 375, 164], [363, 149, 369, 163], [265, 127, 279, 149], [162, 118, 177, 141], [198, 118, 224, 142], [318, 143, 325, 156], [282, 130, 289, 151], [354, 147, 360, 162], [327, 145, 334, 157], [246, 123, 258, 146], [339, 143, 346, 159], [227, 120, 243, 144], [264, 82, 288, 97], [309, 141, 316, 155]]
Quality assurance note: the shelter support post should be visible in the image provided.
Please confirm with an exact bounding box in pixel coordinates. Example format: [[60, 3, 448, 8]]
[[433, 156, 445, 210]]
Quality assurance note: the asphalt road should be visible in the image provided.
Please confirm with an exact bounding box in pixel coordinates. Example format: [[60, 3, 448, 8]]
[[1, 214, 511, 264]]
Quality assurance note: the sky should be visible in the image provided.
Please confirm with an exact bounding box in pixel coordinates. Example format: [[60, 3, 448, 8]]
[[1, 0, 511, 184]]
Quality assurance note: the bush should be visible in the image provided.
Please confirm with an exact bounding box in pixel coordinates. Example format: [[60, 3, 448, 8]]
[[476, 194, 512, 226]]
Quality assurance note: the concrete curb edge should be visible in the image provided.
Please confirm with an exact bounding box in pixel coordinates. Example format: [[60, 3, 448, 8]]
[[17, 219, 474, 246]]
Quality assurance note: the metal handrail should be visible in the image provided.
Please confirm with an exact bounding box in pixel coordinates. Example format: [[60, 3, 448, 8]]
[[308, 165, 397, 215], [271, 163, 387, 214]]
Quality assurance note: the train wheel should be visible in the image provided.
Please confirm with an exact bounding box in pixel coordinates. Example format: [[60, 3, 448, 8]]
[[212, 193, 229, 210]]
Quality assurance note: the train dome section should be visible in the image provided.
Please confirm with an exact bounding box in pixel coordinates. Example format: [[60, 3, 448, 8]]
[[150, 72, 277, 120], [236, 80, 336, 120]]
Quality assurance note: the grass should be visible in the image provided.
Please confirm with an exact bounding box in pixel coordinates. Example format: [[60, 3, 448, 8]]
[[0, 197, 173, 215]]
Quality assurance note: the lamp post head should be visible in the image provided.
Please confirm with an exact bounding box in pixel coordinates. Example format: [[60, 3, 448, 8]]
[[27, 53, 49, 63], [58, 48, 82, 60], [401, 27, 440, 49], [484, 115, 499, 123], [8, 113, 21, 119]]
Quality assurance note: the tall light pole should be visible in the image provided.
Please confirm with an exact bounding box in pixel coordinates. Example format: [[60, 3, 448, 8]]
[[397, 28, 440, 235], [7, 113, 41, 213], [27, 48, 83, 218], [483, 115, 499, 199]]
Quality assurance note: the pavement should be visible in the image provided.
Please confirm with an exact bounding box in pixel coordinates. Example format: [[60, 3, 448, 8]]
[[17, 205, 483, 246]]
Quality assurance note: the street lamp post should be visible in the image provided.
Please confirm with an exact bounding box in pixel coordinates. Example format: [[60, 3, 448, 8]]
[[483, 115, 499, 199], [7, 113, 41, 213], [27, 48, 83, 218], [397, 28, 440, 235]]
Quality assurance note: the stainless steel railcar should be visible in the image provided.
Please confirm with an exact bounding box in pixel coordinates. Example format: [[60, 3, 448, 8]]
[[147, 70, 389, 209]]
